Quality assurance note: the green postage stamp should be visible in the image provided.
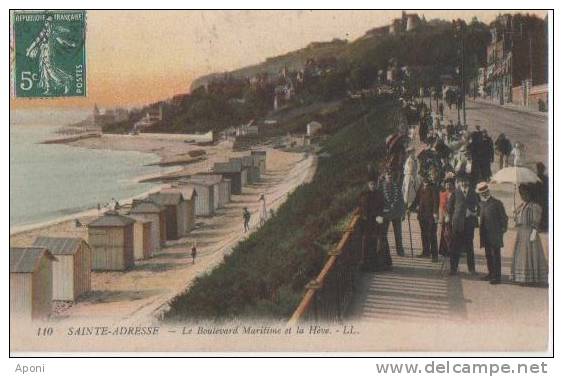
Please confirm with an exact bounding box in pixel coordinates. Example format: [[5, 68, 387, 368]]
[[12, 10, 86, 98]]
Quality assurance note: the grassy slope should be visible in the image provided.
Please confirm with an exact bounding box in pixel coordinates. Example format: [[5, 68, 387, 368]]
[[163, 98, 398, 321]]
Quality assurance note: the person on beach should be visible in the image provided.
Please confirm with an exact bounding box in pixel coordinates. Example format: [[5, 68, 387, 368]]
[[359, 179, 391, 272], [511, 184, 548, 286], [259, 193, 267, 226], [476, 182, 508, 284], [191, 242, 197, 264], [243, 207, 251, 233]]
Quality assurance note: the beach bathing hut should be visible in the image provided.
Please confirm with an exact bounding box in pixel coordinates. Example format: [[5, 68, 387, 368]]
[[241, 155, 261, 182], [129, 199, 167, 250], [192, 174, 231, 208], [181, 187, 196, 233], [161, 186, 196, 234], [306, 121, 323, 136], [32, 237, 91, 301], [10, 247, 57, 320], [212, 162, 246, 194], [251, 150, 267, 174], [188, 175, 220, 211], [232, 156, 259, 183], [131, 218, 153, 261], [177, 180, 215, 217], [87, 211, 135, 271], [148, 191, 188, 240], [229, 158, 250, 185], [223, 178, 232, 203], [171, 182, 199, 223]]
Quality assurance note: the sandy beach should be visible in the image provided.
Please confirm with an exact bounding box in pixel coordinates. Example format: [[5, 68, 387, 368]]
[[10, 133, 317, 343]]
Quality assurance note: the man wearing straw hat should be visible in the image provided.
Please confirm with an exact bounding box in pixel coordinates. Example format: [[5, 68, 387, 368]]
[[476, 182, 508, 284]]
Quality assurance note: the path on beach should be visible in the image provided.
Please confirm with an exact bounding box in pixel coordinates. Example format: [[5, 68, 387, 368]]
[[348, 100, 550, 352], [12, 145, 317, 326]]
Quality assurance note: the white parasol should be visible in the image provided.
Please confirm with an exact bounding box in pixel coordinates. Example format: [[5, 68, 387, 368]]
[[490, 167, 540, 210]]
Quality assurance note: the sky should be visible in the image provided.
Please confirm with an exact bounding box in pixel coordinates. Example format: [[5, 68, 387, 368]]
[[10, 10, 547, 110]]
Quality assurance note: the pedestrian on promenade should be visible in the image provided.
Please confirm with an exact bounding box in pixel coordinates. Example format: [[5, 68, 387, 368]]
[[447, 175, 479, 275], [511, 184, 548, 286], [446, 120, 455, 142], [381, 170, 406, 257], [533, 162, 549, 232], [476, 182, 508, 284], [258, 193, 267, 226], [438, 176, 455, 258], [402, 147, 419, 210], [411, 176, 440, 262], [419, 112, 429, 143], [510, 141, 525, 167], [191, 242, 197, 264], [438, 102, 444, 120], [359, 179, 391, 271], [243, 207, 251, 233], [417, 144, 439, 179], [452, 145, 470, 178], [481, 129, 494, 181], [469, 126, 484, 182], [494, 133, 512, 170]]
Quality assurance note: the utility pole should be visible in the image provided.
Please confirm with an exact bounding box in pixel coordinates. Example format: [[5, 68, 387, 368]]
[[461, 21, 467, 127]]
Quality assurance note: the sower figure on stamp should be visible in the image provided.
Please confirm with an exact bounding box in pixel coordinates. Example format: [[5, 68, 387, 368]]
[[476, 182, 508, 284], [447, 175, 479, 275], [359, 179, 391, 272], [25, 15, 76, 95]]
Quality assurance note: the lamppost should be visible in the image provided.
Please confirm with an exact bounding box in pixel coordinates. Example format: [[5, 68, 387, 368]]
[[453, 19, 467, 127]]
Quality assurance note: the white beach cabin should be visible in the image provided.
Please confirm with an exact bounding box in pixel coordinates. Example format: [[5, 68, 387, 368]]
[[32, 237, 92, 302], [10, 247, 57, 321]]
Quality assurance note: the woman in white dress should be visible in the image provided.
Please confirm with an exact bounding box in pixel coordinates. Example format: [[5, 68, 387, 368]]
[[402, 147, 419, 209], [511, 184, 548, 285], [510, 142, 525, 167], [259, 194, 267, 226]]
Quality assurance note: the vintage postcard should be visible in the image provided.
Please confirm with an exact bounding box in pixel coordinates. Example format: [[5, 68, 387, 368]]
[[9, 9, 552, 355]]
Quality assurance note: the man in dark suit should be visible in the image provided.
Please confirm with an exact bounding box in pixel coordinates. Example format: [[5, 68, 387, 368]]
[[411, 177, 440, 262], [476, 182, 508, 284], [359, 180, 390, 271], [447, 175, 479, 274]]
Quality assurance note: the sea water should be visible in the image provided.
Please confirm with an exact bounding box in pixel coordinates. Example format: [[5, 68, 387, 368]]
[[10, 125, 163, 229]]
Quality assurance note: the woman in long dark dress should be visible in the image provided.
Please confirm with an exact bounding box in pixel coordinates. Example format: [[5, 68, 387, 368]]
[[359, 180, 392, 272], [511, 185, 548, 285]]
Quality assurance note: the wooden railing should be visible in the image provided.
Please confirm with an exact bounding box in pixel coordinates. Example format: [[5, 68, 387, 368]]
[[288, 208, 363, 324]]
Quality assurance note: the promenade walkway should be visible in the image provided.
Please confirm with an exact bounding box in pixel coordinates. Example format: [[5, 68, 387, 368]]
[[347, 102, 550, 351]]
